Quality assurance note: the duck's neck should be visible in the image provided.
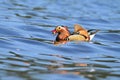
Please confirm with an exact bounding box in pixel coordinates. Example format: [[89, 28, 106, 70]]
[[56, 30, 70, 41]]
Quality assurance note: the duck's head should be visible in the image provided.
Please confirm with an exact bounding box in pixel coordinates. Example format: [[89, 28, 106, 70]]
[[52, 26, 70, 41], [52, 26, 69, 34]]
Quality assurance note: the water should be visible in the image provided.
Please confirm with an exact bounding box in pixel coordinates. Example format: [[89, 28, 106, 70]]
[[0, 0, 120, 80]]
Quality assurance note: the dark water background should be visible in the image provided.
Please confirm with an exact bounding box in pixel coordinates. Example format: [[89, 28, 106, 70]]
[[0, 0, 120, 80]]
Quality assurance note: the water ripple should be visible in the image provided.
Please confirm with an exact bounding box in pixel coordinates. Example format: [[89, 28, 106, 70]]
[[0, 0, 120, 80]]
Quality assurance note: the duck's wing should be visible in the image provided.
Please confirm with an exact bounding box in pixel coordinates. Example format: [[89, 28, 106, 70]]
[[88, 29, 99, 35], [74, 24, 86, 33]]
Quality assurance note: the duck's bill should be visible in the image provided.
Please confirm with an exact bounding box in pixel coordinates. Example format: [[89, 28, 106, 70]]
[[51, 29, 57, 34]]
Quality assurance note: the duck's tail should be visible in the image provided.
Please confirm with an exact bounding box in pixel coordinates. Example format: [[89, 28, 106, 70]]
[[88, 29, 99, 41]]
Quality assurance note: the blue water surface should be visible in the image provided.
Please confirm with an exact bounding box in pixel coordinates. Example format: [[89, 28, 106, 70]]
[[0, 0, 120, 80]]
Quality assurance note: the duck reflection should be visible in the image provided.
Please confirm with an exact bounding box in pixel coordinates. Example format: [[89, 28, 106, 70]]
[[45, 54, 89, 75]]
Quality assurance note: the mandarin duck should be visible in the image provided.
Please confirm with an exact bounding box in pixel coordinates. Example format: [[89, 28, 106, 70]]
[[52, 24, 99, 42]]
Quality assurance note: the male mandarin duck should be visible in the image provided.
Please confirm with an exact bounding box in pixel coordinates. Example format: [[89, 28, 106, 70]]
[[52, 24, 99, 43]]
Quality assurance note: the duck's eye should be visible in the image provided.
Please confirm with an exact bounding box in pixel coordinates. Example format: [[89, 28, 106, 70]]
[[56, 26, 61, 30], [56, 26, 62, 31], [58, 27, 61, 29]]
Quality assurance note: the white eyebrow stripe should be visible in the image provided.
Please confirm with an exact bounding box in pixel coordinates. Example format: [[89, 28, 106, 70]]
[[57, 26, 66, 30]]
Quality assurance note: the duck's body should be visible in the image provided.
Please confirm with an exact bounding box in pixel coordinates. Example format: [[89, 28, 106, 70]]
[[67, 34, 87, 41], [52, 24, 98, 42]]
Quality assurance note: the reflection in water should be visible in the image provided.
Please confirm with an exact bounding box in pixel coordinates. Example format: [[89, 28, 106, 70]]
[[53, 40, 68, 45], [1, 51, 120, 80], [0, 51, 94, 79]]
